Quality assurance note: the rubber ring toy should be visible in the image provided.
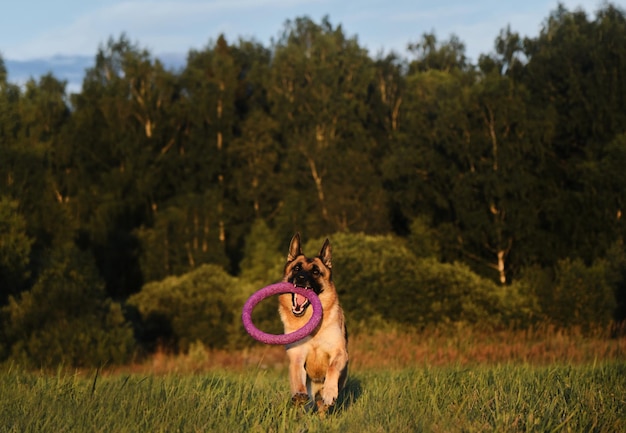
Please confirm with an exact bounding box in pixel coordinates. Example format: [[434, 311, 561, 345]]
[[242, 282, 322, 345]]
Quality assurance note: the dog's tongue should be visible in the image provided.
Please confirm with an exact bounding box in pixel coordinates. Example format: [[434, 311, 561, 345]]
[[294, 293, 307, 308]]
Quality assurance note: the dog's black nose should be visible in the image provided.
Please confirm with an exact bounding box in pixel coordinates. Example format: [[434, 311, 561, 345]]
[[295, 274, 307, 286]]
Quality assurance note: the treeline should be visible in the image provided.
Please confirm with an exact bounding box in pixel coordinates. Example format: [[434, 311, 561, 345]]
[[1, 4, 626, 367]]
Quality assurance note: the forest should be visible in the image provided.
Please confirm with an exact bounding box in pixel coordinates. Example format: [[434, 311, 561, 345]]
[[0, 3, 625, 367]]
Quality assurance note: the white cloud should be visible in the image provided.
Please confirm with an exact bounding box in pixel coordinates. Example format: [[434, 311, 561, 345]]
[[2, 0, 608, 62], [386, 5, 478, 24], [4, 0, 327, 60]]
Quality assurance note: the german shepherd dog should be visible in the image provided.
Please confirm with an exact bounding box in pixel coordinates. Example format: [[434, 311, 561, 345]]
[[279, 233, 348, 412]]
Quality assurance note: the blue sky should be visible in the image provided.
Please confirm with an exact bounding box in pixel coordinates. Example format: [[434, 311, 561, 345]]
[[0, 0, 610, 89]]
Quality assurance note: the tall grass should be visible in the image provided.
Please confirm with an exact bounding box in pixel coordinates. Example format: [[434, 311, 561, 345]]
[[119, 325, 626, 374], [1, 363, 625, 432], [2, 327, 625, 432]]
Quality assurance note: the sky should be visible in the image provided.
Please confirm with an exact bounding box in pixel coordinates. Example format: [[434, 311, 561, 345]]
[[0, 0, 612, 89]]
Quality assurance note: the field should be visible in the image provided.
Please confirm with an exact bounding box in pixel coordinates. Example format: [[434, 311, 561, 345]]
[[2, 328, 626, 432]]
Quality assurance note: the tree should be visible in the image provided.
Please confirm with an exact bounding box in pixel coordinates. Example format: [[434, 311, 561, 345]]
[[452, 71, 550, 283], [0, 198, 33, 303], [227, 40, 278, 220], [0, 69, 76, 303], [382, 61, 473, 259], [238, 219, 283, 284], [137, 34, 243, 275], [528, 257, 617, 329], [65, 35, 182, 294], [268, 17, 389, 236], [521, 3, 626, 263], [371, 53, 406, 146], [17, 75, 75, 250], [0, 56, 6, 84], [2, 244, 135, 367], [408, 32, 469, 73], [479, 26, 526, 79]]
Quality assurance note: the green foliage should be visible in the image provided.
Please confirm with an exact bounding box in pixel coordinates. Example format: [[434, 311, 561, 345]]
[[408, 32, 469, 72], [0, 3, 625, 357], [238, 219, 283, 284], [496, 278, 543, 327], [604, 241, 626, 320], [269, 16, 389, 237], [0, 56, 6, 83], [0, 72, 76, 290], [135, 192, 230, 283], [520, 256, 619, 329], [547, 258, 616, 329], [236, 220, 285, 336], [407, 216, 441, 259], [2, 364, 625, 432], [409, 259, 507, 327], [128, 264, 254, 351], [1, 244, 135, 368], [520, 4, 626, 264], [306, 232, 512, 329], [0, 197, 33, 302]]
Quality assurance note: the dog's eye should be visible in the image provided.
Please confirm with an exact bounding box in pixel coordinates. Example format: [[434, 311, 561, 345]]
[[312, 267, 320, 276], [293, 264, 302, 272]]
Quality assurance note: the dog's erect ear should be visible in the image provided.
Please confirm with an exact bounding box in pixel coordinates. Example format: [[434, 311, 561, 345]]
[[287, 233, 302, 262], [318, 238, 332, 269]]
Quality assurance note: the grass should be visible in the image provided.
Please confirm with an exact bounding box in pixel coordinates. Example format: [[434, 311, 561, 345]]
[[125, 324, 626, 374], [1, 363, 625, 432], [1, 327, 625, 432]]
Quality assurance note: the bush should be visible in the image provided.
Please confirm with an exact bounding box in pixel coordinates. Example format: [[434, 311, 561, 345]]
[[604, 241, 626, 322], [305, 232, 510, 329], [544, 258, 616, 329], [128, 264, 255, 351], [1, 244, 135, 368], [496, 278, 543, 327]]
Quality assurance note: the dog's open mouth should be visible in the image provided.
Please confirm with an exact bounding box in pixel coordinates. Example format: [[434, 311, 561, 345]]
[[291, 286, 311, 317]]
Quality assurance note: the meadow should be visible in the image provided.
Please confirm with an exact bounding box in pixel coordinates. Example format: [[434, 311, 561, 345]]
[[2, 327, 625, 432]]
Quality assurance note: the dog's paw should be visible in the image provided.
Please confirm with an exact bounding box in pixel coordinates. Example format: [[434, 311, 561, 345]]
[[320, 386, 338, 407], [291, 393, 309, 406], [320, 396, 336, 408]]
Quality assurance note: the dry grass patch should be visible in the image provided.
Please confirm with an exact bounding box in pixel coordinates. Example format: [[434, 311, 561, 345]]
[[112, 324, 626, 375]]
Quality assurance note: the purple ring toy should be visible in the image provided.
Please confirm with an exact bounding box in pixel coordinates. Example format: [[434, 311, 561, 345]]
[[242, 282, 322, 345]]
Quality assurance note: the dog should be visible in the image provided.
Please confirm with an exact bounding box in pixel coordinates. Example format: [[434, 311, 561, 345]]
[[278, 233, 348, 412]]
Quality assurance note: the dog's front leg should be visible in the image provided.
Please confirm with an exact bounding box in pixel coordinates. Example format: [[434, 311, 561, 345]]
[[287, 349, 309, 404], [320, 351, 348, 407]]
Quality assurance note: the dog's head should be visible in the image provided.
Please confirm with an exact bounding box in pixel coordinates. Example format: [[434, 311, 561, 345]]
[[282, 233, 333, 317]]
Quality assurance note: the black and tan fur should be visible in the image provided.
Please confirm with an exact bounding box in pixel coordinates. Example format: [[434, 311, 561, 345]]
[[279, 233, 348, 412]]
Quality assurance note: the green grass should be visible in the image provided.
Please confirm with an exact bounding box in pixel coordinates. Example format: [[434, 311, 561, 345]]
[[1, 363, 625, 432]]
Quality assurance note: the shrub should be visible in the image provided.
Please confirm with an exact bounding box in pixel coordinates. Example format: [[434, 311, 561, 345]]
[[546, 258, 616, 329], [305, 232, 510, 329], [604, 241, 626, 322], [1, 244, 135, 368], [496, 278, 543, 327], [128, 264, 255, 351]]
